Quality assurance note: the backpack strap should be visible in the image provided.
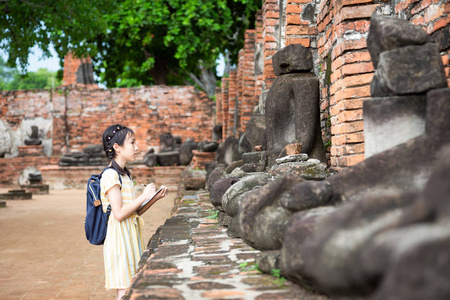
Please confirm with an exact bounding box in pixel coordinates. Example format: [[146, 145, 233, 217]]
[[101, 166, 125, 222]]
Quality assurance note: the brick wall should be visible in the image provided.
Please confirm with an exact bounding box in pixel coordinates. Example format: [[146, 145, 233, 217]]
[[262, 0, 280, 89], [1, 86, 214, 157], [62, 52, 98, 88], [1, 54, 215, 185], [215, 0, 449, 169], [0, 156, 59, 185]]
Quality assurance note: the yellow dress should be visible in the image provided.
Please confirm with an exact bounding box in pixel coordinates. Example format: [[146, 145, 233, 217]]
[[100, 168, 145, 289]]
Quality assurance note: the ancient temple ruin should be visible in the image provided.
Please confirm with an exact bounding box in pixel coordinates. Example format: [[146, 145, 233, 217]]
[[208, 12, 450, 300]]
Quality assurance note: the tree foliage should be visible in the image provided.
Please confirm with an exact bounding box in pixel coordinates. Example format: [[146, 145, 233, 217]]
[[0, 0, 114, 71], [1, 0, 261, 94], [93, 0, 261, 93]]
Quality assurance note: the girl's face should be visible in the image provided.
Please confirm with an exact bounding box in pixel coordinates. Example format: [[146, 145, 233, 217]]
[[116, 133, 138, 162]]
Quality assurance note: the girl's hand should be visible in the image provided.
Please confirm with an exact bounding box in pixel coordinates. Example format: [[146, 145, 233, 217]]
[[156, 185, 168, 200], [142, 183, 156, 200]]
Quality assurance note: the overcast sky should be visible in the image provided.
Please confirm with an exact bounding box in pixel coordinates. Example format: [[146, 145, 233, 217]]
[[0, 45, 60, 72], [2, 45, 225, 77]]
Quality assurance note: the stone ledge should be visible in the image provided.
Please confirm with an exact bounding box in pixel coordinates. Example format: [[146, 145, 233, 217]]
[[126, 190, 328, 300]]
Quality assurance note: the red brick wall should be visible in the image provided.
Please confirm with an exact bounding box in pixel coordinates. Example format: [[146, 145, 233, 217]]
[[0, 83, 214, 185], [37, 165, 184, 190], [1, 86, 214, 157], [254, 10, 265, 110], [62, 52, 98, 88], [215, 0, 449, 169], [0, 156, 59, 185], [263, 0, 280, 89], [239, 30, 257, 133]]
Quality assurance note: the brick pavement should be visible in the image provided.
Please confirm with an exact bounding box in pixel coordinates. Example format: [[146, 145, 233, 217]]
[[0, 188, 175, 300], [126, 191, 328, 300]]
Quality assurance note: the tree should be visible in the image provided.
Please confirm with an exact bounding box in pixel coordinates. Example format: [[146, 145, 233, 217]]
[[1, 0, 261, 95], [0, 0, 114, 71], [0, 56, 15, 90], [0, 58, 61, 91], [93, 0, 261, 95]]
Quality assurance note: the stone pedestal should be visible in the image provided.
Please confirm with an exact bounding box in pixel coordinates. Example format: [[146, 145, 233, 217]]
[[190, 150, 216, 170], [0, 190, 32, 200], [18, 145, 44, 157], [20, 184, 50, 195], [363, 95, 426, 158]]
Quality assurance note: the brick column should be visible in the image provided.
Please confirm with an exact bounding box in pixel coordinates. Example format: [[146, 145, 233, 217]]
[[215, 86, 223, 126], [237, 49, 245, 134], [221, 78, 230, 139], [262, 0, 280, 90], [62, 52, 98, 89], [254, 9, 265, 109], [285, 0, 317, 47], [240, 30, 257, 133], [228, 70, 238, 137], [316, 0, 379, 168]]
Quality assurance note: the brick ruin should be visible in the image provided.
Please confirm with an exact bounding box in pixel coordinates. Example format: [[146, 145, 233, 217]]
[[215, 0, 449, 169], [207, 9, 449, 299], [0, 54, 215, 185], [0, 0, 448, 184]]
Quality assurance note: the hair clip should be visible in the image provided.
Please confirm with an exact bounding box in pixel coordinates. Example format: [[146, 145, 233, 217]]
[[109, 149, 112, 152], [117, 126, 120, 130], [113, 131, 116, 134]]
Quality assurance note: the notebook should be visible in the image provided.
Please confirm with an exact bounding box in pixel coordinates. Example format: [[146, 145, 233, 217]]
[[138, 187, 163, 210]]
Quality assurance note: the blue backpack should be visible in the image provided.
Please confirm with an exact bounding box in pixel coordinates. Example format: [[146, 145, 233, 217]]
[[84, 167, 122, 245]]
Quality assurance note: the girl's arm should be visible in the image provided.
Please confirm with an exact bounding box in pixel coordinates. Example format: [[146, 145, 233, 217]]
[[107, 184, 156, 221]]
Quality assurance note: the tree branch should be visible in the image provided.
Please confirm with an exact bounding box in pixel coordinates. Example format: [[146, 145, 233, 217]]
[[189, 73, 208, 93], [18, 0, 45, 8]]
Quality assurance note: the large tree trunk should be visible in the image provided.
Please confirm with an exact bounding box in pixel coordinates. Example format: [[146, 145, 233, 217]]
[[150, 57, 169, 85], [189, 67, 216, 97]]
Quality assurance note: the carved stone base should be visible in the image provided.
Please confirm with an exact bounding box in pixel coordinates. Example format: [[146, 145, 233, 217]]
[[190, 150, 216, 170], [20, 184, 50, 195], [0, 190, 32, 200], [18, 145, 44, 157]]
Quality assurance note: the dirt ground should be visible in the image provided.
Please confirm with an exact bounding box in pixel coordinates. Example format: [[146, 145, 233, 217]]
[[0, 187, 175, 300]]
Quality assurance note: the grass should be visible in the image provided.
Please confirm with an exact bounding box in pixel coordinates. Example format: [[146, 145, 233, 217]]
[[206, 209, 219, 220], [271, 269, 287, 286]]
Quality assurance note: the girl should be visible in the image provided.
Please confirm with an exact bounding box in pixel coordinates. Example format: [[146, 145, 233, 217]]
[[101, 124, 168, 300]]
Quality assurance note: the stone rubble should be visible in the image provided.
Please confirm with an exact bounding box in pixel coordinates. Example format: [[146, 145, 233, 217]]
[[126, 191, 327, 300]]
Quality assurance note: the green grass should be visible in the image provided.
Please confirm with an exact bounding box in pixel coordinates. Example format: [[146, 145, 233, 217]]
[[206, 209, 219, 220]]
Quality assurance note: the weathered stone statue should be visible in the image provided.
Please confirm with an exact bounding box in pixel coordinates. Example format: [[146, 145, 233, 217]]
[[277, 14, 450, 299], [265, 44, 326, 167], [24, 126, 42, 145], [365, 14, 448, 157]]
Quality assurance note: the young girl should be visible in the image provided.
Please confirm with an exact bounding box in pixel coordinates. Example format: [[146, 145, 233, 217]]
[[100, 124, 168, 300]]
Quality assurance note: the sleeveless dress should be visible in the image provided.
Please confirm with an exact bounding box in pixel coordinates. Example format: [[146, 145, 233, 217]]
[[100, 168, 145, 289]]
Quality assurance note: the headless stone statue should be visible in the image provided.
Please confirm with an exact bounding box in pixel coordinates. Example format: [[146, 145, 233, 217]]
[[265, 44, 326, 167], [24, 126, 42, 145]]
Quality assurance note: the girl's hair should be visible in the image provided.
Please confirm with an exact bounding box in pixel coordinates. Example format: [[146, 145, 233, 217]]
[[102, 124, 134, 177]]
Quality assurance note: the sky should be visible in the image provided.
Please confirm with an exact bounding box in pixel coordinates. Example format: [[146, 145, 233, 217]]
[[1, 45, 60, 73], [2, 45, 225, 77], [27, 45, 60, 72]]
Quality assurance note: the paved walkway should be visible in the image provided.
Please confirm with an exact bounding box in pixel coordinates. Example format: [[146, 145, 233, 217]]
[[1, 186, 327, 299], [126, 191, 327, 300], [0, 188, 175, 300]]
